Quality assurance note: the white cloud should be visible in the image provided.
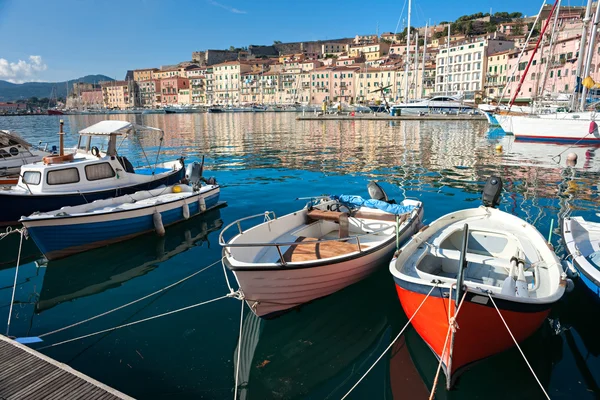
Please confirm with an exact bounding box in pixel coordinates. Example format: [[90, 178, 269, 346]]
[[0, 55, 48, 83], [207, 0, 246, 14]]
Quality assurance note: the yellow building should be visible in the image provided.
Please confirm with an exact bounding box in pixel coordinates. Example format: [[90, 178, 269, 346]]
[[101, 80, 136, 109], [133, 68, 157, 82], [349, 43, 391, 61], [153, 68, 181, 80], [485, 50, 510, 98]]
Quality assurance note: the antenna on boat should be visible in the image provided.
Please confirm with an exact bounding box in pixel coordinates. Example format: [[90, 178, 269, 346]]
[[58, 120, 65, 156], [482, 176, 502, 208]]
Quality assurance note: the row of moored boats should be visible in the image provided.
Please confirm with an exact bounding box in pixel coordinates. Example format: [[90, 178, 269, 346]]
[[1, 121, 595, 390]]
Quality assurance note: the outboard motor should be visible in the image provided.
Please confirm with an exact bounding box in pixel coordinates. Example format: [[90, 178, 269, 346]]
[[368, 181, 389, 202], [185, 161, 204, 188], [482, 176, 502, 208]]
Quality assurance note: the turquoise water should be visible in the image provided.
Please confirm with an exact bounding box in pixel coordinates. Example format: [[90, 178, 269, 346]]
[[0, 114, 598, 399]]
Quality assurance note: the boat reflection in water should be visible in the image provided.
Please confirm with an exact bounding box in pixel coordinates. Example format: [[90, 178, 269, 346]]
[[234, 271, 431, 400], [35, 206, 224, 313], [399, 310, 562, 399]]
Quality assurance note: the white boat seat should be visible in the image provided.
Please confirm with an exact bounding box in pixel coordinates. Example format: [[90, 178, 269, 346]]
[[426, 247, 514, 273]]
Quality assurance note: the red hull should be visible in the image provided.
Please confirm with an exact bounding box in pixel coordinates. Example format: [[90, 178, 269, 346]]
[[395, 284, 549, 385], [47, 109, 64, 115]]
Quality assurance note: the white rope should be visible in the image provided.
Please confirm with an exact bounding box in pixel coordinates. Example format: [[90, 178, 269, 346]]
[[38, 294, 231, 350], [39, 257, 224, 338], [233, 296, 245, 400], [487, 293, 550, 400], [0, 226, 24, 241], [340, 284, 438, 400], [5, 230, 24, 337]]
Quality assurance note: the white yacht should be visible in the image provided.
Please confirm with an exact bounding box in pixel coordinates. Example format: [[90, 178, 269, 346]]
[[389, 96, 475, 115]]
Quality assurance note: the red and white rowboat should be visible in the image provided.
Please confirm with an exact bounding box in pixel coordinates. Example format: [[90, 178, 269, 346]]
[[389, 177, 566, 388]]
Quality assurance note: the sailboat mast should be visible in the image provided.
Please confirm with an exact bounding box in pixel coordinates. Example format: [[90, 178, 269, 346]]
[[508, 0, 559, 109], [572, 0, 594, 111], [421, 23, 428, 98], [404, 0, 412, 102], [579, 0, 600, 111], [446, 23, 451, 96], [537, 0, 561, 107], [413, 31, 419, 99]]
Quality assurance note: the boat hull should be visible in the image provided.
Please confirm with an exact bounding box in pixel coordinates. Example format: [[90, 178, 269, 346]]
[[231, 208, 422, 318], [23, 188, 220, 260], [394, 282, 551, 386], [496, 114, 600, 143], [0, 165, 185, 226]]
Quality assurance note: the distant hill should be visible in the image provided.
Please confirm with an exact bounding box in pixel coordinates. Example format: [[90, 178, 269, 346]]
[[0, 75, 114, 101]]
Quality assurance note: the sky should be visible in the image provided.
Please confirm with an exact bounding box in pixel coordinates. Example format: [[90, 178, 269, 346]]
[[0, 0, 557, 83]]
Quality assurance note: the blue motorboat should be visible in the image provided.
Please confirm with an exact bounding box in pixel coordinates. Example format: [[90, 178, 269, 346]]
[[0, 120, 185, 226], [21, 162, 221, 260], [563, 217, 600, 298]]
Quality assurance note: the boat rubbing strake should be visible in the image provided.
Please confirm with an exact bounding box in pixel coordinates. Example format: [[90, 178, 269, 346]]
[[390, 177, 565, 388]]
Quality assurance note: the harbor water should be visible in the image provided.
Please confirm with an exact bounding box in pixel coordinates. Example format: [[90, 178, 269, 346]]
[[0, 113, 599, 399]]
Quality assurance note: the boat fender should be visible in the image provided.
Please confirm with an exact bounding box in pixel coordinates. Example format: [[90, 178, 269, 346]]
[[590, 121, 598, 134], [153, 210, 165, 236], [182, 202, 190, 220], [515, 261, 529, 298], [198, 196, 206, 212], [565, 278, 575, 293]]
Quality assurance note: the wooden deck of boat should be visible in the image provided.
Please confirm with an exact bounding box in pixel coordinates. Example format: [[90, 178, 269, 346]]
[[0, 334, 133, 400], [283, 236, 363, 263], [296, 113, 487, 121]]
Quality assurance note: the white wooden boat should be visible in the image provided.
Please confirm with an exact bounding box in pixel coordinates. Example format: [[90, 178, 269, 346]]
[[390, 177, 566, 388], [0, 129, 50, 177], [21, 162, 220, 260], [221, 184, 423, 318], [562, 217, 600, 297]]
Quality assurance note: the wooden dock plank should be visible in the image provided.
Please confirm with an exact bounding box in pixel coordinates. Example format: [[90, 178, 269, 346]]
[[0, 335, 133, 399]]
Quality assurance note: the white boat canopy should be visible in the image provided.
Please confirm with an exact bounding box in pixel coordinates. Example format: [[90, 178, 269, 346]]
[[78, 121, 163, 136]]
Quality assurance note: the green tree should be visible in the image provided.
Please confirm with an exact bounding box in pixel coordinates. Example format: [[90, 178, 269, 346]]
[[273, 40, 282, 44], [513, 24, 523, 36]]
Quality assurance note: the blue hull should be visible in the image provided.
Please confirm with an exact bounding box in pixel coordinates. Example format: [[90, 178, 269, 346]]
[[26, 190, 220, 260], [1, 166, 185, 226]]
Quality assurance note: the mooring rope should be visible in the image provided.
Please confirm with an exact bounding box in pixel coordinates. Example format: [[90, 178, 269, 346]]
[[233, 295, 245, 400], [340, 284, 438, 400], [429, 290, 467, 400], [38, 294, 232, 350], [38, 257, 224, 338], [487, 293, 550, 400], [5, 230, 24, 337], [0, 226, 24, 241]]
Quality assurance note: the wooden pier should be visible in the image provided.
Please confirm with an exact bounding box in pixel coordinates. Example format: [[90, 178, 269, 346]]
[[296, 113, 487, 121], [0, 334, 133, 399]]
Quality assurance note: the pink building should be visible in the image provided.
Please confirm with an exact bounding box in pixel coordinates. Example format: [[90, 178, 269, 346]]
[[503, 35, 591, 101], [160, 77, 189, 105], [80, 89, 103, 108], [310, 66, 359, 104]]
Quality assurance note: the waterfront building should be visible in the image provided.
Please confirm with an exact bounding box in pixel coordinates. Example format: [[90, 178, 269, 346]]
[[154, 67, 182, 80], [310, 66, 360, 104], [212, 61, 252, 105], [349, 42, 391, 61], [0, 102, 27, 113], [80, 89, 103, 109], [138, 80, 160, 107], [160, 77, 189, 105], [353, 34, 378, 45], [435, 36, 514, 98], [485, 50, 510, 99], [178, 88, 192, 105], [133, 68, 158, 82], [321, 42, 350, 57], [101, 80, 138, 109]]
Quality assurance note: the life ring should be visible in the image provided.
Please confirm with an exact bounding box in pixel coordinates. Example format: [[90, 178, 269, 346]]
[[43, 153, 75, 165], [91, 146, 100, 157]]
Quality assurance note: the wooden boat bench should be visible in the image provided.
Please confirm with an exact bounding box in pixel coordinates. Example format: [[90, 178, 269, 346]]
[[306, 209, 350, 238]]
